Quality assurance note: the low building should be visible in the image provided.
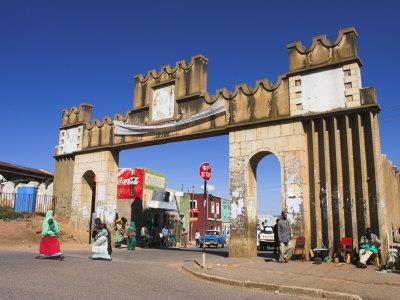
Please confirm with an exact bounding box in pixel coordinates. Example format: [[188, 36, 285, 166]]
[[186, 193, 223, 241], [116, 167, 168, 233], [222, 198, 230, 235], [0, 161, 54, 213]]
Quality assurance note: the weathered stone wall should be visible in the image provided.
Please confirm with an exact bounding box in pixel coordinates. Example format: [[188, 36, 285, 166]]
[[229, 121, 308, 257], [304, 112, 383, 251], [69, 150, 119, 241], [380, 155, 400, 242], [53, 156, 75, 219]]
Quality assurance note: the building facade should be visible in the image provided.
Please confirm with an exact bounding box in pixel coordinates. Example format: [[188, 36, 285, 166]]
[[187, 193, 223, 241], [0, 161, 54, 213], [222, 198, 230, 235]]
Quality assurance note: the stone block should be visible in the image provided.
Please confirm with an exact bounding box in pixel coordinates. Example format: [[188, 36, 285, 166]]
[[344, 74, 359, 83], [281, 123, 294, 136], [256, 127, 268, 140], [290, 85, 302, 93], [345, 87, 359, 96], [268, 125, 280, 138], [245, 129, 256, 141]]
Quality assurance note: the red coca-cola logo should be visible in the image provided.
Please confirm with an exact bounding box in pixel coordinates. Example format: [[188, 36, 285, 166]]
[[117, 168, 144, 199]]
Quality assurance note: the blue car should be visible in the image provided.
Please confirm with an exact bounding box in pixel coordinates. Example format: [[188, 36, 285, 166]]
[[199, 230, 225, 248]]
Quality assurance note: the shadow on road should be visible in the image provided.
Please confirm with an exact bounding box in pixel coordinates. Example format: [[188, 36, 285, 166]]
[[155, 247, 229, 258]]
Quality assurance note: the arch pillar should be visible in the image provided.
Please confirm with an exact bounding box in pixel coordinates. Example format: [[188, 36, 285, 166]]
[[54, 149, 119, 242], [228, 122, 310, 257]]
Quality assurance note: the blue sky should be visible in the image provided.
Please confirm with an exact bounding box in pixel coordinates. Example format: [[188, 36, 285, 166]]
[[1, 1, 399, 215]]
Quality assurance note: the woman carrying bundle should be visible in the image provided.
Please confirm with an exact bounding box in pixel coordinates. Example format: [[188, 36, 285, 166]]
[[36, 210, 64, 260]]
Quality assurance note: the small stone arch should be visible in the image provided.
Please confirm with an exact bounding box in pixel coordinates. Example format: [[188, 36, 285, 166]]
[[247, 149, 285, 216], [81, 170, 96, 243]]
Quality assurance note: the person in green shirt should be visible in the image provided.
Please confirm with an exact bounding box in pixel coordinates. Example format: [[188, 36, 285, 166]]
[[127, 222, 137, 251], [37, 210, 63, 259]]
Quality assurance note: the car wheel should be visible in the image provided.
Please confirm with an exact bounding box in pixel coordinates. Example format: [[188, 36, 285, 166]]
[[215, 244, 218, 248]]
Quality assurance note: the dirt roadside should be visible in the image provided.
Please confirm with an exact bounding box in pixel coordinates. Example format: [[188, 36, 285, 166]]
[[0, 215, 85, 251]]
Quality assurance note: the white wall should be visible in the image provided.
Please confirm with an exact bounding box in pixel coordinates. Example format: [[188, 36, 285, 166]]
[[301, 67, 345, 113]]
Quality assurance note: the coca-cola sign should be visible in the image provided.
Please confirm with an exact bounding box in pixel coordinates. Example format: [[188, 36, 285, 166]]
[[117, 168, 144, 199]]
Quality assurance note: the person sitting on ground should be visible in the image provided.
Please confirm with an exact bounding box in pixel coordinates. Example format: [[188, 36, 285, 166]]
[[91, 223, 111, 261], [37, 210, 64, 260], [126, 222, 137, 251], [103, 222, 112, 256], [358, 227, 381, 269], [114, 219, 124, 249], [91, 218, 102, 242], [378, 227, 400, 273], [141, 225, 149, 237], [278, 211, 292, 263]]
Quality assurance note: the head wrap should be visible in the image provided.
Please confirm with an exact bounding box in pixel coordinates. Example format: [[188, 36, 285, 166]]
[[41, 210, 59, 236]]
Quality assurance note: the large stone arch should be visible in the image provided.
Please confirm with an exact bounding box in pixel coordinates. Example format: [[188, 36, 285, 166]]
[[229, 121, 310, 257]]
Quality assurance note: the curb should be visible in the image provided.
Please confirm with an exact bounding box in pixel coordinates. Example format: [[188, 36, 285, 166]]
[[181, 264, 361, 300]]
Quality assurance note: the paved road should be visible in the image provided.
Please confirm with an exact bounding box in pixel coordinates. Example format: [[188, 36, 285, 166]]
[[0, 246, 300, 299]]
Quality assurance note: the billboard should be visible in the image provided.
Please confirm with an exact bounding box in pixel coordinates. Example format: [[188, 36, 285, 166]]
[[117, 168, 144, 199]]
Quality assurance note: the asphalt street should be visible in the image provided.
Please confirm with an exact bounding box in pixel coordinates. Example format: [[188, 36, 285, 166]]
[[0, 246, 301, 300]]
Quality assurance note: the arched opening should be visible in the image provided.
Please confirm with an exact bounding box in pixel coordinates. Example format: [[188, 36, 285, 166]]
[[82, 170, 96, 243], [248, 151, 282, 256]]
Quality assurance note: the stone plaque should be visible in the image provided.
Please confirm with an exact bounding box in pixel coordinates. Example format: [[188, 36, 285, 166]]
[[301, 68, 345, 113], [59, 125, 83, 155], [152, 84, 175, 121]]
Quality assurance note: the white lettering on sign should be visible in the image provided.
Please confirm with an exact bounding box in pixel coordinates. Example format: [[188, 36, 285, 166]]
[[200, 171, 211, 178], [117, 177, 139, 185]]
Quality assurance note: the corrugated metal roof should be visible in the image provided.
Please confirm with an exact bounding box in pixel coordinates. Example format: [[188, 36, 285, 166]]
[[0, 161, 53, 180]]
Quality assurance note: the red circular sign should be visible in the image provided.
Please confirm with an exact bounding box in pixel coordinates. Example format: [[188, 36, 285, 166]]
[[199, 162, 211, 181]]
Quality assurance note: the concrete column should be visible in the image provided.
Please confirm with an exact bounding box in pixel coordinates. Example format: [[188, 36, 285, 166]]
[[311, 120, 323, 246], [344, 115, 359, 246], [333, 117, 346, 241], [322, 119, 334, 248], [369, 112, 388, 256], [356, 114, 370, 228], [229, 130, 256, 257]]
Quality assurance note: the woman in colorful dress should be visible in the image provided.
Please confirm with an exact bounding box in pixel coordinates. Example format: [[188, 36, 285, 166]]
[[126, 222, 137, 251], [90, 223, 111, 261], [37, 210, 64, 260]]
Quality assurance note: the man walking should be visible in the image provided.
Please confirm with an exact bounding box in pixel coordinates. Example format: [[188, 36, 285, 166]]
[[273, 218, 279, 255], [278, 211, 292, 263]]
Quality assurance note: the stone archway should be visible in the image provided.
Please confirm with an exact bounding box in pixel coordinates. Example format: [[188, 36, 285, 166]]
[[229, 122, 309, 257], [248, 151, 283, 252], [52, 28, 400, 256], [82, 170, 96, 243]]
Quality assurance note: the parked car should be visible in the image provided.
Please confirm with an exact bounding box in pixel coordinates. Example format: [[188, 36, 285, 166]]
[[258, 226, 275, 251], [199, 230, 225, 248]]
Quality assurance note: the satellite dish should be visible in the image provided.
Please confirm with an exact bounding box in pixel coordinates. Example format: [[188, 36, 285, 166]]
[[200, 184, 215, 191]]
